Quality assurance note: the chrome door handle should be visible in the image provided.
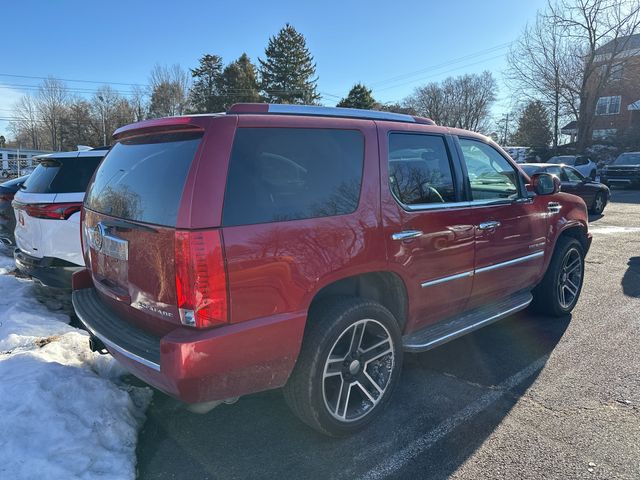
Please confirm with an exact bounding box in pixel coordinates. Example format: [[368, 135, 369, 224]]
[[391, 230, 423, 241], [478, 221, 501, 230]]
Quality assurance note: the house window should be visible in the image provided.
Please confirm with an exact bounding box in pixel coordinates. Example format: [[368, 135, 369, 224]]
[[610, 63, 623, 80], [592, 129, 617, 140], [595, 96, 621, 115]]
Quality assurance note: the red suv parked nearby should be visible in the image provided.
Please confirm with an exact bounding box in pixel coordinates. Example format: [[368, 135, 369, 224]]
[[72, 104, 591, 436]]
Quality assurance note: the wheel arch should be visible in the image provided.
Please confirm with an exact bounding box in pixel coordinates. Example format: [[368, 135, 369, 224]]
[[307, 271, 409, 332], [557, 222, 590, 253]]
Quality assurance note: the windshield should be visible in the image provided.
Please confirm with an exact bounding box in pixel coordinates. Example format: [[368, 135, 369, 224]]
[[547, 156, 574, 165], [613, 153, 640, 165]]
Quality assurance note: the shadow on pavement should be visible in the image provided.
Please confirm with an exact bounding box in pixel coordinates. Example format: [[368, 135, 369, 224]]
[[621, 257, 640, 297], [609, 188, 640, 205], [136, 310, 571, 480]]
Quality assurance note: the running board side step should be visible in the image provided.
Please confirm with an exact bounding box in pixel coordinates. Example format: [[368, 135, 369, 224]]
[[402, 291, 533, 352]]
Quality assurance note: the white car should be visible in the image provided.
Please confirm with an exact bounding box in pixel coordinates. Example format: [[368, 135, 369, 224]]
[[12, 149, 105, 288], [547, 155, 598, 179]]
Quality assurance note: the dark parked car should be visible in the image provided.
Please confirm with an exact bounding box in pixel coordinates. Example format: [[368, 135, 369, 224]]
[[0, 175, 29, 246], [547, 155, 597, 179], [600, 152, 640, 188], [521, 163, 610, 215], [72, 104, 591, 436]]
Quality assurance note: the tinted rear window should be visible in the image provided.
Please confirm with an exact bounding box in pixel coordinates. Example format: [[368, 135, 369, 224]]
[[222, 128, 364, 226], [22, 157, 102, 194], [85, 131, 202, 227]]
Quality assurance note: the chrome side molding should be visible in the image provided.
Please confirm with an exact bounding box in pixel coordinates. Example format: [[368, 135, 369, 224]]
[[420, 251, 544, 288]]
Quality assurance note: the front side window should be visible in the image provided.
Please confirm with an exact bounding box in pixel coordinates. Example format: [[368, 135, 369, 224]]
[[223, 128, 364, 226], [595, 96, 621, 115], [459, 138, 519, 201], [388, 133, 456, 206]]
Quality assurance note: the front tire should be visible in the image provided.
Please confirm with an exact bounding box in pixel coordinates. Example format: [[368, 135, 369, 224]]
[[283, 298, 402, 436], [531, 236, 585, 316]]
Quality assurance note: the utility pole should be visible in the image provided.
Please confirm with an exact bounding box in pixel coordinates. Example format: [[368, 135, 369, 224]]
[[503, 113, 509, 145], [98, 95, 106, 146]]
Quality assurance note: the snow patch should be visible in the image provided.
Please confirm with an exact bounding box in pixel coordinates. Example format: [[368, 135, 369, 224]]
[[0, 247, 152, 479]]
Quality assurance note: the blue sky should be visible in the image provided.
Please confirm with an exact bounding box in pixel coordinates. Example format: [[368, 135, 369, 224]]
[[1, 0, 548, 136]]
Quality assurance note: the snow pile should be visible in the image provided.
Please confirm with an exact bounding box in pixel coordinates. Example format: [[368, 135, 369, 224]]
[[0, 247, 152, 479]]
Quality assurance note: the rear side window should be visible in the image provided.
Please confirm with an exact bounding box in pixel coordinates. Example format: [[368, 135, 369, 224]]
[[222, 128, 364, 226], [21, 157, 102, 194], [388, 133, 456, 205], [85, 131, 202, 227]]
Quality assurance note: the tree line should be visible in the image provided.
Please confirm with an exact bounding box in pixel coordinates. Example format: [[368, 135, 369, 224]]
[[7, 0, 638, 152], [8, 23, 321, 150]]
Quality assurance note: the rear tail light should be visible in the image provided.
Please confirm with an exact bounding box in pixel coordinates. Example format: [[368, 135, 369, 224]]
[[0, 194, 14, 202], [175, 229, 228, 329], [14, 202, 82, 220]]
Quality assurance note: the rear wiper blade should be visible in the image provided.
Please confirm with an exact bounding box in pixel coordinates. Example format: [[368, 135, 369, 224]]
[[101, 218, 158, 233]]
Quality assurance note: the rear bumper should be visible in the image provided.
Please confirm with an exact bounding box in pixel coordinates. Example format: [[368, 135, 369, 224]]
[[72, 286, 306, 403], [14, 248, 82, 288]]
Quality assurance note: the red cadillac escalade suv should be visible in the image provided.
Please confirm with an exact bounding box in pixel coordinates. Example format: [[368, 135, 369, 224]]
[[72, 104, 591, 436]]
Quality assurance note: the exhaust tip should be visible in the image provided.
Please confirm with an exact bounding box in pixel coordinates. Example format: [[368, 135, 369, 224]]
[[187, 397, 240, 414]]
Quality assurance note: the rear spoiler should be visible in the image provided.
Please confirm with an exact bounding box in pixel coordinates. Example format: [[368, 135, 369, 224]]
[[113, 117, 209, 141]]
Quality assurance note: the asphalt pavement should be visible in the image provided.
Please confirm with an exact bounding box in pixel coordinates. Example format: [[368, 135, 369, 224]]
[[136, 188, 640, 480]]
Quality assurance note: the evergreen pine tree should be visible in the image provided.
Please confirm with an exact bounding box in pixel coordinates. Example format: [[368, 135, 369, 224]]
[[188, 54, 225, 113], [337, 83, 376, 109], [221, 53, 262, 108], [259, 24, 320, 104], [511, 101, 552, 147]]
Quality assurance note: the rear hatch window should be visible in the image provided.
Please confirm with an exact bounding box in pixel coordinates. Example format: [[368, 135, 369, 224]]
[[22, 157, 102, 194], [85, 131, 203, 227]]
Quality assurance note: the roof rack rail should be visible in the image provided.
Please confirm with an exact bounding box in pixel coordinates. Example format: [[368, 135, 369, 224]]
[[227, 103, 435, 125]]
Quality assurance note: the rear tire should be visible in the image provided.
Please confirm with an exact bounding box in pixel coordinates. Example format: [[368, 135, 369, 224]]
[[283, 297, 402, 437], [590, 192, 606, 215], [531, 236, 585, 317]]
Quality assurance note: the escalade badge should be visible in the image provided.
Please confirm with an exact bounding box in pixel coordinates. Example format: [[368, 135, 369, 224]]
[[91, 223, 105, 251]]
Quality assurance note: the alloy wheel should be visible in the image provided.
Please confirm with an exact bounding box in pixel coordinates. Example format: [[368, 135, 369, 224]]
[[594, 195, 604, 213], [322, 319, 395, 422], [558, 247, 583, 309]]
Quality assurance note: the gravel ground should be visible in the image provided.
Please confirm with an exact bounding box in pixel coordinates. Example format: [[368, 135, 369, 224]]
[[136, 188, 640, 480]]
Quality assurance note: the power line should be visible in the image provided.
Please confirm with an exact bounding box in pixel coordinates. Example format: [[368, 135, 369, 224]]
[[375, 53, 507, 93], [0, 72, 146, 88], [369, 42, 512, 89]]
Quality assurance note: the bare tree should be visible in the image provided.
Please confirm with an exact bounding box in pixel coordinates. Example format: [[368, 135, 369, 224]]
[[404, 71, 498, 132], [129, 85, 147, 122], [11, 95, 41, 149], [37, 77, 68, 150], [148, 64, 190, 117], [507, 12, 579, 149], [548, 0, 640, 149]]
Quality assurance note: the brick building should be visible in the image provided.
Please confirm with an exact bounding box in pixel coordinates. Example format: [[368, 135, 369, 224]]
[[588, 34, 640, 142]]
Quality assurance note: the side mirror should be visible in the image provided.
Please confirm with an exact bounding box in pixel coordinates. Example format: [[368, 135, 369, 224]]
[[530, 173, 561, 195]]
